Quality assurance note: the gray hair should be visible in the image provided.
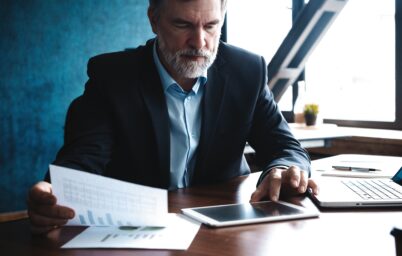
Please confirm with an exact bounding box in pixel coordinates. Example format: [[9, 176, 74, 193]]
[[149, 0, 227, 18]]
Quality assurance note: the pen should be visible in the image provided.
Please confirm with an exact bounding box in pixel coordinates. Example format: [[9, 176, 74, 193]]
[[331, 165, 381, 172]]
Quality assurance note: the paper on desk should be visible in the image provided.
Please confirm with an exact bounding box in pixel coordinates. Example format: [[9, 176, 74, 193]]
[[50, 165, 168, 227], [312, 154, 402, 178], [62, 213, 200, 250], [318, 170, 393, 178]]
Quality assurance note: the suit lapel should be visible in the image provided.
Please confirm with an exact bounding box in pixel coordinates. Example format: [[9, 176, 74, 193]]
[[196, 54, 228, 175], [135, 40, 228, 186], [138, 40, 170, 187]]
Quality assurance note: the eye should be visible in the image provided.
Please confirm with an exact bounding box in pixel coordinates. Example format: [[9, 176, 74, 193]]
[[204, 21, 220, 31], [204, 24, 215, 30], [175, 23, 189, 29], [172, 19, 192, 29]]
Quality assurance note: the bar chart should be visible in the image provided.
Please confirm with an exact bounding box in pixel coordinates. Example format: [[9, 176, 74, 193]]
[[50, 165, 168, 227]]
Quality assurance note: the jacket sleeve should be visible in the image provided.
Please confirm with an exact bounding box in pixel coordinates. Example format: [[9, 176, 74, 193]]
[[45, 57, 114, 181], [247, 56, 311, 185]]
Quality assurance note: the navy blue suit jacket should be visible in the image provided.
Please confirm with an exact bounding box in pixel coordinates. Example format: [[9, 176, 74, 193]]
[[50, 39, 310, 188]]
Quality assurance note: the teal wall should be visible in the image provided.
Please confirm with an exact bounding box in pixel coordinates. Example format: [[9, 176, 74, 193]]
[[0, 0, 154, 213]]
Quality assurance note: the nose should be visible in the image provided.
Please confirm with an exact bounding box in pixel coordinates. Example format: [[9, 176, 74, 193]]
[[189, 27, 206, 50]]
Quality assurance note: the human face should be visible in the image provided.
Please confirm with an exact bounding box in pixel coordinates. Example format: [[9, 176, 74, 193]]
[[149, 0, 223, 81]]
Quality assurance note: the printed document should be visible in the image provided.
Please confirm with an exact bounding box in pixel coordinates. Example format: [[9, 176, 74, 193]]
[[50, 165, 168, 227], [62, 214, 200, 250]]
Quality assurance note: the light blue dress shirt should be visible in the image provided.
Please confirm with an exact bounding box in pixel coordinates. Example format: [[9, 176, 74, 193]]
[[152, 43, 207, 189]]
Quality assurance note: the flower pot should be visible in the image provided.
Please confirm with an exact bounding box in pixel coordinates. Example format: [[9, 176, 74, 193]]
[[304, 113, 317, 126]]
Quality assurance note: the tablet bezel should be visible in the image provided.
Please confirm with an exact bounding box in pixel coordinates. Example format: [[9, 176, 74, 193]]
[[181, 200, 319, 227]]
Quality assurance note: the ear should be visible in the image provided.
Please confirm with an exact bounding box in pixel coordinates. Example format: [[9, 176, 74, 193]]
[[147, 7, 158, 34]]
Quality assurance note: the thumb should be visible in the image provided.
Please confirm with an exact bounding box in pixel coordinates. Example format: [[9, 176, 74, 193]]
[[29, 181, 56, 205], [250, 184, 267, 202], [250, 190, 261, 202]]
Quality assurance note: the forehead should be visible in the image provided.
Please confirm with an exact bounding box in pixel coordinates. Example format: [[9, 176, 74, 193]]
[[160, 0, 222, 22]]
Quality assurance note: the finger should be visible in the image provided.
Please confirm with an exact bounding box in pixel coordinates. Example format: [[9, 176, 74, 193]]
[[250, 179, 269, 202], [285, 166, 301, 188], [28, 210, 70, 227], [297, 170, 309, 193], [30, 224, 60, 235], [308, 179, 319, 195], [27, 199, 74, 219], [267, 169, 284, 202], [250, 168, 283, 202], [28, 182, 56, 205]]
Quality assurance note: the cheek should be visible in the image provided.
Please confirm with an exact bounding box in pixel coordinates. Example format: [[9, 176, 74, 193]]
[[165, 32, 189, 50], [207, 34, 220, 50]]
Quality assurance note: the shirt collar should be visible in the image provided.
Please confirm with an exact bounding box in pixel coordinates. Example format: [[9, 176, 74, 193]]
[[152, 39, 207, 94]]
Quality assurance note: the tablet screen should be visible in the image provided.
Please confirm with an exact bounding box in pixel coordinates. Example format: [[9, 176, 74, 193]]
[[182, 201, 318, 227], [192, 201, 304, 222]]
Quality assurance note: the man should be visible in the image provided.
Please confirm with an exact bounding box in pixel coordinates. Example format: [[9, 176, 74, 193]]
[[27, 0, 318, 234]]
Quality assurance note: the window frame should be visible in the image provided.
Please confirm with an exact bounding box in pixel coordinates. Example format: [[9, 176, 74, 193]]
[[223, 0, 401, 130], [319, 0, 402, 130]]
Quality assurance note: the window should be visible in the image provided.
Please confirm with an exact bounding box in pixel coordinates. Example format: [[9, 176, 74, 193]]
[[305, 0, 401, 128], [225, 0, 401, 129], [226, 0, 294, 111]]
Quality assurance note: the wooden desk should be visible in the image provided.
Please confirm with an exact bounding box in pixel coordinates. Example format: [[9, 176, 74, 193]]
[[0, 172, 400, 256], [245, 123, 402, 156], [244, 123, 346, 153], [289, 123, 349, 148], [307, 126, 402, 156]]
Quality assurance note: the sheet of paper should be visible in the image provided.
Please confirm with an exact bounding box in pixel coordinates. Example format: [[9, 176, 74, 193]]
[[318, 170, 392, 178], [50, 165, 168, 227], [312, 154, 402, 178], [62, 213, 200, 250]]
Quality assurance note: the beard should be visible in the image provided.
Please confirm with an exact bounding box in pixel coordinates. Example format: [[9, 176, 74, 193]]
[[157, 35, 219, 79]]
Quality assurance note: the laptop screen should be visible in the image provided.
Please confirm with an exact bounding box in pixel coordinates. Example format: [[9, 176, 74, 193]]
[[391, 167, 402, 185]]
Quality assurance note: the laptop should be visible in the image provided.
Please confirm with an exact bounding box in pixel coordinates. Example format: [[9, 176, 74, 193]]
[[309, 166, 402, 208]]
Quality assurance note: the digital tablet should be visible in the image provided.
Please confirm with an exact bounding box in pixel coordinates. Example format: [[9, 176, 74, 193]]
[[181, 201, 319, 227]]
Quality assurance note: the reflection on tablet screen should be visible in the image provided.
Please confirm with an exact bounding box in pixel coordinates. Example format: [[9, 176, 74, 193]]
[[192, 202, 304, 222]]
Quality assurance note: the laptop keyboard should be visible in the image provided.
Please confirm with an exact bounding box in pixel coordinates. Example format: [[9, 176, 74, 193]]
[[342, 179, 402, 200]]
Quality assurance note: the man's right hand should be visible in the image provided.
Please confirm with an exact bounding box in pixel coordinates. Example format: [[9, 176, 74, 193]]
[[27, 181, 75, 234]]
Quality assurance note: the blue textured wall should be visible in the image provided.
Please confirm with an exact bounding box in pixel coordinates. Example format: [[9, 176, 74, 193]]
[[0, 0, 154, 213]]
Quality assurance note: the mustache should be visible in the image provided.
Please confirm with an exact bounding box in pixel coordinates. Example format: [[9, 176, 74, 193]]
[[177, 48, 211, 58]]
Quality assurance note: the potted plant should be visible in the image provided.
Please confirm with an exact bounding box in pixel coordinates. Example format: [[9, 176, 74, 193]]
[[303, 103, 319, 126]]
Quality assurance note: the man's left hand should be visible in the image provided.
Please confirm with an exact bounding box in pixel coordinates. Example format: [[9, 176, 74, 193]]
[[250, 166, 319, 202]]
